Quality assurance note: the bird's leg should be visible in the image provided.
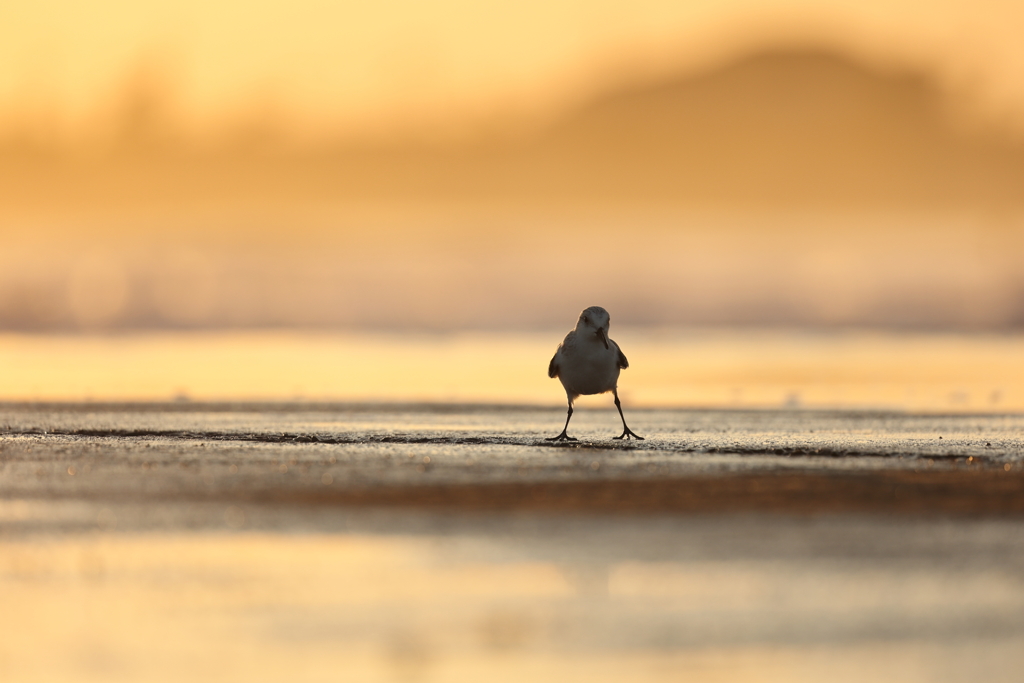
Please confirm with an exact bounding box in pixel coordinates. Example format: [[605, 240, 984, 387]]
[[546, 403, 577, 441], [612, 390, 644, 440]]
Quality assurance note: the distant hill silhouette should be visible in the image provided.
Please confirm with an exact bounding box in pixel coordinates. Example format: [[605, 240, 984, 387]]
[[520, 49, 1024, 208], [5, 48, 1024, 332], [315, 49, 1024, 209], [3, 48, 1023, 212]]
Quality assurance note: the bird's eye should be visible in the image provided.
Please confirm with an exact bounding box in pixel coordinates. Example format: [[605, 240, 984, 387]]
[[582, 316, 589, 324]]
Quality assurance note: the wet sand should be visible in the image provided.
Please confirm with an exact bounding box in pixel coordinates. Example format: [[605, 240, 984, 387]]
[[2, 402, 1024, 682], [3, 402, 1023, 518]]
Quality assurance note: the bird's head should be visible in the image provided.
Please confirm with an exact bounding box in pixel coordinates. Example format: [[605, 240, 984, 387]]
[[576, 306, 611, 348]]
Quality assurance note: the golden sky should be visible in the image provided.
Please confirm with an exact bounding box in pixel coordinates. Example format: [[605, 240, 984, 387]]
[[3, 0, 1024, 143], [3, 1, 1024, 333]]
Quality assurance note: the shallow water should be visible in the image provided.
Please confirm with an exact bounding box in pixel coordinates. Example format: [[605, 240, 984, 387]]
[[3, 328, 1024, 411], [4, 517, 1024, 683], [2, 403, 1024, 682]]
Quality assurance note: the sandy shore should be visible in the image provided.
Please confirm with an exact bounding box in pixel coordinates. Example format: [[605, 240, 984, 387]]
[[3, 402, 1024, 522], [3, 403, 1024, 682]]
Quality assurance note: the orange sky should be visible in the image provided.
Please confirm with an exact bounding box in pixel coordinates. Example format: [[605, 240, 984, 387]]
[[3, 1, 1024, 333], [3, 0, 1024, 144]]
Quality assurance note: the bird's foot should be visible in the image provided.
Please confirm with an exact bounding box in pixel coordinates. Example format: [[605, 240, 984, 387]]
[[613, 428, 644, 440], [546, 432, 578, 442]]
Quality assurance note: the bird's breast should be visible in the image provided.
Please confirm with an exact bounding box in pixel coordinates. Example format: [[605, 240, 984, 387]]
[[557, 343, 621, 396]]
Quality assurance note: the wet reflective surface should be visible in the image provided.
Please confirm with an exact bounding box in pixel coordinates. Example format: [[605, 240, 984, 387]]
[[3, 329, 1024, 412], [2, 404, 1024, 681]]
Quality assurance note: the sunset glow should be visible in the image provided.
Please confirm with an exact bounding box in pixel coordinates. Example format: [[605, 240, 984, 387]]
[[4, 1, 1024, 143], [2, 330, 1022, 411], [3, 0, 1024, 387]]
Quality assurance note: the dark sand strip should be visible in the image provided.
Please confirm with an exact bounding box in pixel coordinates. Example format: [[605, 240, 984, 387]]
[[231, 471, 1024, 515], [23, 470, 1022, 516]]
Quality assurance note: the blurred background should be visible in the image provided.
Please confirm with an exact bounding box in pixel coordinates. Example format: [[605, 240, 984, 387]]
[[3, 0, 1024, 404]]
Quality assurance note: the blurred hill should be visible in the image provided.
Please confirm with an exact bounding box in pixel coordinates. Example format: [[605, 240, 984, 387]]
[[309, 48, 1024, 209], [3, 49, 1024, 211], [2, 48, 1024, 331], [522, 50, 1024, 209]]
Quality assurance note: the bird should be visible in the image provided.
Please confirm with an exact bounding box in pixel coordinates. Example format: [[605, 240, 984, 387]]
[[546, 306, 643, 441]]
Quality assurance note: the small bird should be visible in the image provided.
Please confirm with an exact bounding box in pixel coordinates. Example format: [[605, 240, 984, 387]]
[[546, 306, 643, 441]]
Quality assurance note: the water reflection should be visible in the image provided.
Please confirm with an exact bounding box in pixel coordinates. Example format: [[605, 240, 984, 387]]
[[2, 513, 1023, 682], [1, 329, 1023, 411]]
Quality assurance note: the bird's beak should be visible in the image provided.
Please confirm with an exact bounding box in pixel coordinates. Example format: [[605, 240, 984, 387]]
[[597, 327, 609, 349]]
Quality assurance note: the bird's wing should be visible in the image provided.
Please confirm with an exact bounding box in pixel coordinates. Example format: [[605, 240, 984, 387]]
[[616, 343, 629, 370], [549, 333, 574, 378]]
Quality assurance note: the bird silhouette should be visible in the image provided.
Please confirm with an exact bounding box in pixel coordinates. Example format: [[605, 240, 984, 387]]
[[547, 306, 643, 441]]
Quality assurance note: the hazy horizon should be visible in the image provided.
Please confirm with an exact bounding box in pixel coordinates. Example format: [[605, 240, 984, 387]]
[[4, 4, 1024, 333]]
